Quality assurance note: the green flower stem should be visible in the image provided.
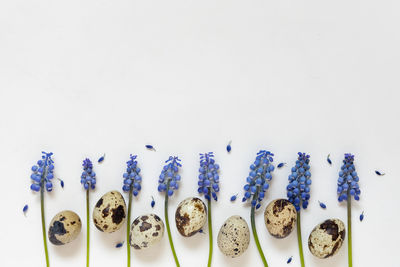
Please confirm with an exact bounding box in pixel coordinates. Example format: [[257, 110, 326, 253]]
[[207, 198, 213, 267], [86, 189, 90, 267], [40, 185, 50, 267], [164, 181, 180, 267], [250, 193, 268, 267], [347, 193, 353, 267], [126, 187, 133, 267], [296, 212, 305, 267]]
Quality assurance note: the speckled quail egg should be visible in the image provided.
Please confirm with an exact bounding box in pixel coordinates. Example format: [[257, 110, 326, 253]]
[[264, 199, 297, 238], [130, 213, 164, 250], [217, 215, 250, 258], [48, 210, 81, 245], [308, 218, 346, 258], [93, 190, 126, 233], [175, 197, 207, 237]]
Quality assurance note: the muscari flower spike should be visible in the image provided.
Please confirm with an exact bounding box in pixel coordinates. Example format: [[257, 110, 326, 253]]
[[286, 152, 312, 211], [242, 150, 275, 209], [80, 158, 96, 190], [337, 153, 360, 202], [30, 152, 55, 192], [198, 152, 220, 201], [122, 155, 142, 196], [158, 156, 182, 197]]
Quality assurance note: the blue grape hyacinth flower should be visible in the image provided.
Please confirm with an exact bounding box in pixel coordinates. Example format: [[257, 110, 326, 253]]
[[123, 154, 142, 267], [337, 153, 360, 202], [243, 150, 275, 267], [242, 150, 275, 210], [122, 154, 142, 196], [80, 158, 96, 190], [337, 153, 360, 267], [286, 152, 312, 211], [80, 158, 96, 267], [198, 152, 220, 267], [286, 152, 311, 267], [158, 156, 182, 197], [198, 152, 220, 201], [158, 156, 182, 266], [29, 151, 54, 267], [30, 152, 55, 192]]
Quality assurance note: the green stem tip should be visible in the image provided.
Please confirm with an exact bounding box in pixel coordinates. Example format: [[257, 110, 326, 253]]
[[347, 194, 353, 267], [127, 188, 133, 267], [250, 194, 269, 267], [40, 186, 50, 267], [296, 212, 305, 267], [207, 199, 213, 267], [164, 182, 180, 267], [86, 190, 90, 267]]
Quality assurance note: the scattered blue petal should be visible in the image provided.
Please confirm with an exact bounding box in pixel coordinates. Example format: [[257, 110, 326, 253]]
[[98, 154, 105, 163], [23, 204, 28, 214], [115, 242, 124, 248], [327, 154, 332, 165], [58, 178, 64, 188], [145, 145, 156, 151], [151, 196, 155, 208], [226, 141, 232, 153], [360, 211, 364, 222], [287, 256, 293, 264], [230, 194, 238, 202], [318, 201, 326, 209], [277, 162, 286, 168], [375, 170, 385, 176]]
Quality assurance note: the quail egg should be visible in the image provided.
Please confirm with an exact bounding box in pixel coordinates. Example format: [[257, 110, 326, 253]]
[[175, 197, 207, 237], [308, 218, 346, 258], [48, 210, 81, 245], [93, 190, 126, 233], [264, 199, 297, 238], [217, 215, 250, 258], [130, 213, 164, 250]]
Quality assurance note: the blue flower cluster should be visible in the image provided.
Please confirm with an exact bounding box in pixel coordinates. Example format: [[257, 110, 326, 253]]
[[286, 152, 312, 211], [122, 155, 142, 196], [198, 152, 220, 201], [30, 152, 55, 192], [242, 150, 275, 209], [337, 153, 360, 202], [80, 158, 96, 190], [157, 156, 182, 197]]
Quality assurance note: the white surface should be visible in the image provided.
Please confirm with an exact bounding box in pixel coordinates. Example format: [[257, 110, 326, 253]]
[[1, 0, 399, 266]]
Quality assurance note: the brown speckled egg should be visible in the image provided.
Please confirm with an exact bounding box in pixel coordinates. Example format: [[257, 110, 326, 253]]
[[130, 213, 164, 250], [93, 191, 126, 233], [264, 199, 297, 238], [48, 210, 81, 245], [308, 219, 346, 258], [217, 215, 250, 258], [175, 197, 207, 237]]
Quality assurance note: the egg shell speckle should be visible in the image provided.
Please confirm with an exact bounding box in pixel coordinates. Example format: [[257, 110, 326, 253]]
[[217, 215, 250, 258], [130, 213, 164, 249], [264, 199, 297, 238], [308, 218, 346, 259], [93, 191, 127, 233], [48, 210, 81, 245], [175, 197, 207, 237]]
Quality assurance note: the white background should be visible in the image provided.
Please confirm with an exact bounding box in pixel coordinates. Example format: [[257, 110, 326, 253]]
[[1, 0, 399, 266]]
